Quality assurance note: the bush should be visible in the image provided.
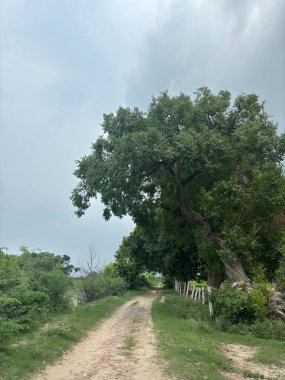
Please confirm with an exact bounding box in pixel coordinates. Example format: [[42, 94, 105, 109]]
[[250, 319, 285, 340], [81, 273, 128, 301], [45, 320, 74, 339], [0, 247, 75, 343], [94, 274, 128, 297], [163, 293, 285, 341], [213, 287, 256, 324], [0, 316, 22, 346], [213, 282, 270, 324]]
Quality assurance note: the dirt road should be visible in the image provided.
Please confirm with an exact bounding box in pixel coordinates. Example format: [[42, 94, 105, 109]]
[[34, 291, 168, 380]]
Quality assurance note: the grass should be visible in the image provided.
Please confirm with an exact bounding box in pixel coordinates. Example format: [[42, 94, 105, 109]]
[[0, 290, 142, 380], [119, 335, 136, 356], [152, 294, 285, 380]]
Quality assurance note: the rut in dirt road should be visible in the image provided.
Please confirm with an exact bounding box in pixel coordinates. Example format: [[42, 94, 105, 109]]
[[34, 291, 169, 380]]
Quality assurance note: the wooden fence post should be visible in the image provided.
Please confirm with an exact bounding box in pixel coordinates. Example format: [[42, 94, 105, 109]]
[[185, 281, 190, 297], [207, 286, 213, 316], [202, 287, 205, 304]]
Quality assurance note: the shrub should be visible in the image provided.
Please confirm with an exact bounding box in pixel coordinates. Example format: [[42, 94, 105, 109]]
[[45, 320, 74, 339], [94, 274, 128, 297], [250, 286, 269, 320], [213, 287, 256, 324], [81, 273, 128, 301], [250, 319, 285, 340], [0, 316, 22, 346], [0, 247, 75, 343]]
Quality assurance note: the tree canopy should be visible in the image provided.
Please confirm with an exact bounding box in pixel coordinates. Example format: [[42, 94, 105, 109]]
[[71, 88, 285, 285]]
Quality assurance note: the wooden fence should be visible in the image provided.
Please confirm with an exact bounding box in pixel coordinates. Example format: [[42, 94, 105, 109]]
[[174, 281, 214, 316]]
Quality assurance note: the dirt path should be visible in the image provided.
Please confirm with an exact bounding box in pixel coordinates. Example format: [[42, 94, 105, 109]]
[[34, 291, 168, 380]]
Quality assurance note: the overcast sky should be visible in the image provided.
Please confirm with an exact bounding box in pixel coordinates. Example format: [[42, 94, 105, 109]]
[[0, 0, 284, 267]]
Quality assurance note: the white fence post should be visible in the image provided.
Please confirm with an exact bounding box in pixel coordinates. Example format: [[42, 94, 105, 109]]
[[185, 281, 190, 297], [202, 287, 205, 304], [207, 286, 213, 316]]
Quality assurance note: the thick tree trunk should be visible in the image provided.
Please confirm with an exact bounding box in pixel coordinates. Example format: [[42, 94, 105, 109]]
[[222, 258, 249, 283], [276, 257, 285, 291], [270, 290, 285, 321], [207, 271, 225, 289], [174, 184, 249, 283]]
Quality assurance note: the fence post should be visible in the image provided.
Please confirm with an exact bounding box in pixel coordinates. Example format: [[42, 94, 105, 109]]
[[202, 287, 205, 304], [185, 281, 190, 297], [207, 286, 213, 316]]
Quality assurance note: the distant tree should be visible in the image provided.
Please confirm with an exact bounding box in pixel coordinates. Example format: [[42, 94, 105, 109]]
[[116, 226, 201, 283], [72, 88, 285, 286], [18, 247, 71, 308], [79, 245, 101, 301], [115, 233, 149, 289]]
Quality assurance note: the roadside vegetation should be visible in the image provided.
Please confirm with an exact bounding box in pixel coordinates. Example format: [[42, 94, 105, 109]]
[[0, 246, 148, 379], [153, 292, 285, 380], [0, 291, 141, 379]]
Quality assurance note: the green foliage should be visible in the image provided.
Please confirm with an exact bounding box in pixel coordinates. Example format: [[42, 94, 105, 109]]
[[0, 247, 75, 345], [213, 287, 257, 324], [164, 295, 210, 321], [17, 247, 72, 309], [211, 284, 285, 340], [153, 295, 285, 380], [81, 272, 128, 301], [144, 272, 162, 287], [93, 274, 128, 297], [71, 88, 285, 282], [114, 233, 150, 289], [44, 320, 75, 340], [0, 291, 140, 379], [115, 226, 201, 286]]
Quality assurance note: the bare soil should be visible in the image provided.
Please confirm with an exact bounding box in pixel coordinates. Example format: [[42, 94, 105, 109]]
[[34, 291, 168, 380], [221, 343, 285, 380]]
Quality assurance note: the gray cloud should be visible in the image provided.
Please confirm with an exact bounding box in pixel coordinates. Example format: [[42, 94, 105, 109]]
[[125, 0, 285, 131], [0, 0, 284, 265]]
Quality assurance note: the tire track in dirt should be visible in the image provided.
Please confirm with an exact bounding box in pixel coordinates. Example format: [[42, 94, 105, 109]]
[[34, 291, 169, 380]]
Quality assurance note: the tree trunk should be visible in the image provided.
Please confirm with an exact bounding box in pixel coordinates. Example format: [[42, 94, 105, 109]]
[[207, 271, 225, 289], [270, 290, 285, 321], [222, 258, 249, 283], [174, 184, 249, 283], [276, 257, 285, 291]]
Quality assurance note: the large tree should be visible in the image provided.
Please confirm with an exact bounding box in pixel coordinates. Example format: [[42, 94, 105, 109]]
[[71, 88, 285, 285]]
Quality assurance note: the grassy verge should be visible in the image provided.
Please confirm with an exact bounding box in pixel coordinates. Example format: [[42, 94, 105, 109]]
[[152, 294, 285, 380], [0, 291, 142, 380]]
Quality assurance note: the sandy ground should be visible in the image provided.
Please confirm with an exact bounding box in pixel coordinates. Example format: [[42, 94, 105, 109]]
[[221, 343, 285, 380], [34, 291, 168, 380]]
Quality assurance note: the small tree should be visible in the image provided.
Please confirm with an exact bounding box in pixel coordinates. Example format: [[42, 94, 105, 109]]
[[80, 245, 101, 301]]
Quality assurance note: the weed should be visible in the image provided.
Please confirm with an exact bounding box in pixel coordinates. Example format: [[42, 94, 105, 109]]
[[243, 369, 264, 378], [119, 336, 136, 356]]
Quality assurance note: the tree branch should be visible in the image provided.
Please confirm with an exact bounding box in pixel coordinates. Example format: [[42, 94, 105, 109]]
[[181, 170, 202, 187]]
